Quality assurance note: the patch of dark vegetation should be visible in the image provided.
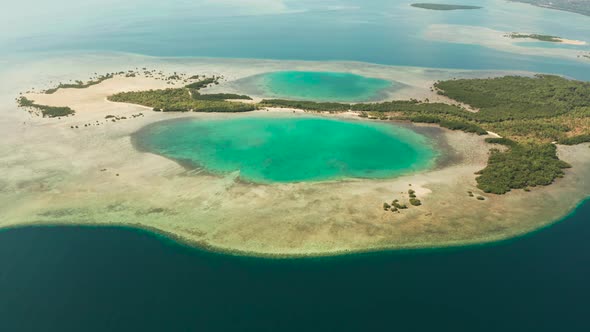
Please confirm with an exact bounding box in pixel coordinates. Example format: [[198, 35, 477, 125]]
[[484, 137, 517, 147], [559, 134, 590, 145], [107, 75, 253, 112], [17, 96, 75, 117], [108, 88, 256, 113], [260, 99, 351, 112], [476, 143, 571, 194], [45, 74, 114, 94], [434, 75, 590, 123], [505, 33, 562, 42], [392, 200, 408, 210], [191, 92, 252, 101], [185, 77, 219, 90], [407, 115, 487, 135], [384, 198, 411, 213]]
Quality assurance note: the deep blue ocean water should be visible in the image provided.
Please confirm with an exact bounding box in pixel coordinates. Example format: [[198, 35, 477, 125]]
[[0, 199, 589, 332]]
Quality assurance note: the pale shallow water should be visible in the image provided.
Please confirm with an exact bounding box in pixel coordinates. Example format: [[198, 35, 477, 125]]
[[1, 0, 590, 79], [134, 116, 437, 183]]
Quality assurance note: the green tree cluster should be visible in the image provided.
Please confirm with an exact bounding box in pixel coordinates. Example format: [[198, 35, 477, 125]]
[[45, 74, 114, 94], [17, 97, 74, 117], [476, 143, 571, 194], [108, 88, 256, 113]]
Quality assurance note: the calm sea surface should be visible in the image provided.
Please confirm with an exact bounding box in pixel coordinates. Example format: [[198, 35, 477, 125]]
[[1, 1, 590, 79], [0, 199, 589, 331]]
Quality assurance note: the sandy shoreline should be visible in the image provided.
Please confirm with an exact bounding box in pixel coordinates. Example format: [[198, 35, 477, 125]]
[[0, 55, 589, 257]]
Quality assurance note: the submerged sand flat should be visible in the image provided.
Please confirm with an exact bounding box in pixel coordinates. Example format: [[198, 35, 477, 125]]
[[1, 54, 589, 257]]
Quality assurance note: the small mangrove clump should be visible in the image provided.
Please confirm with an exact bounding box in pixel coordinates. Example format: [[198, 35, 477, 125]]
[[17, 96, 75, 118], [108, 76, 255, 113], [391, 200, 408, 210], [45, 73, 114, 94]]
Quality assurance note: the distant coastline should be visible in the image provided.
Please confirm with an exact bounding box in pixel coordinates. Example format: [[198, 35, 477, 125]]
[[509, 0, 590, 17]]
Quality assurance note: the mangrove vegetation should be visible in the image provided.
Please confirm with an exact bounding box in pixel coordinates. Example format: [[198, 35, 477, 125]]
[[505, 33, 562, 42], [17, 96, 75, 117], [475, 143, 571, 194], [45, 74, 114, 94], [108, 77, 256, 113]]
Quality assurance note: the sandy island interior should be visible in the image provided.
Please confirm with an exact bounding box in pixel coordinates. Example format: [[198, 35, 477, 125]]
[[0, 54, 589, 257]]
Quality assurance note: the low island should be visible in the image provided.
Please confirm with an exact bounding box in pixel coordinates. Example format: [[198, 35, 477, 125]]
[[504, 32, 587, 45], [411, 3, 482, 11], [3, 62, 590, 257]]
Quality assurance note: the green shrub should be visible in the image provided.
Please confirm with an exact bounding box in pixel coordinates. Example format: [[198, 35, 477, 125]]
[[45, 74, 114, 94], [409, 198, 422, 206], [185, 77, 218, 90], [17, 97, 75, 117], [559, 134, 590, 145], [108, 88, 256, 113], [260, 99, 350, 112]]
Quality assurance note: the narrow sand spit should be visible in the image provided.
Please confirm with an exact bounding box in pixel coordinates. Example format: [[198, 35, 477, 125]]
[[1, 57, 589, 257], [557, 38, 587, 46]]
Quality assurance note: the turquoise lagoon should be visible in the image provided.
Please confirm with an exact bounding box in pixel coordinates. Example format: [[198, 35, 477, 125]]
[[134, 116, 436, 183], [256, 71, 393, 102]]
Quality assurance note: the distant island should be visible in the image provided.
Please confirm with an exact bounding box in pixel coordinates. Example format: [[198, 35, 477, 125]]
[[411, 3, 482, 11], [505, 33, 562, 43], [509, 0, 590, 17], [504, 32, 587, 46]]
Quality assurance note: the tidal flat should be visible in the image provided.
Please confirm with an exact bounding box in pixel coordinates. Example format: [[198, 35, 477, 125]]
[[1, 54, 589, 257]]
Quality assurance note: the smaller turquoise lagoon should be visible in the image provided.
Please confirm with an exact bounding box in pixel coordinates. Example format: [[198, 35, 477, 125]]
[[241, 71, 397, 102]]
